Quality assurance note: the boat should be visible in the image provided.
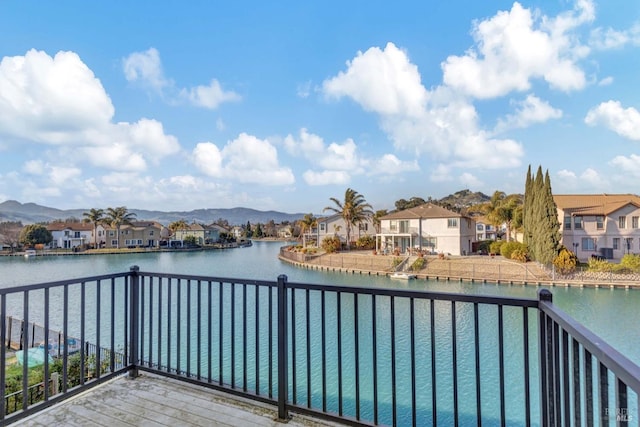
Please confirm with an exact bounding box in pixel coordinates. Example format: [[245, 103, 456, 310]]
[[38, 338, 82, 357], [390, 272, 416, 280], [24, 249, 37, 258]]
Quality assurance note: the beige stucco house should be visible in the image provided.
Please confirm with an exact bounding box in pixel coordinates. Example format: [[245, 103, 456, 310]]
[[47, 222, 94, 249], [97, 221, 163, 248], [315, 214, 375, 246], [555, 194, 640, 261], [377, 203, 476, 256]]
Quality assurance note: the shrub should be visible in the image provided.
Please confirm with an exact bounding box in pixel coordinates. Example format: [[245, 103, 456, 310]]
[[587, 258, 613, 273], [355, 235, 375, 250], [489, 240, 505, 255], [475, 240, 492, 254], [410, 257, 425, 271], [511, 249, 528, 263], [392, 257, 403, 267], [620, 254, 640, 272], [500, 241, 528, 260], [553, 248, 578, 274], [321, 236, 341, 253]]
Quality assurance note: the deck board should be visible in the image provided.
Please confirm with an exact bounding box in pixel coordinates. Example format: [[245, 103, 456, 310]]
[[18, 373, 340, 427]]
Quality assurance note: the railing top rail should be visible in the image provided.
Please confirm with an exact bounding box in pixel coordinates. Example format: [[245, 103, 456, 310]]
[[285, 279, 540, 308], [540, 299, 640, 392], [137, 271, 277, 288], [0, 272, 129, 295]]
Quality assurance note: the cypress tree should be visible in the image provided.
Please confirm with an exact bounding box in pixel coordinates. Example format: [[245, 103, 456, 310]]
[[538, 170, 562, 265], [523, 165, 533, 247], [529, 166, 545, 262]]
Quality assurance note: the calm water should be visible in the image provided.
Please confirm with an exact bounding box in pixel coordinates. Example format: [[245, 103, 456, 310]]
[[1, 241, 639, 425]]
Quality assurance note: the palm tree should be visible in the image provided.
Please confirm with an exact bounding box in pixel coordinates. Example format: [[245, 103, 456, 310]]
[[373, 209, 388, 233], [298, 214, 317, 247], [480, 191, 522, 242], [82, 208, 104, 249], [324, 188, 373, 249], [105, 206, 137, 249]]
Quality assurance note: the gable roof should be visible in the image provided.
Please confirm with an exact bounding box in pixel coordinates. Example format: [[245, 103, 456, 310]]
[[382, 203, 470, 220], [47, 222, 94, 232], [553, 194, 640, 216]]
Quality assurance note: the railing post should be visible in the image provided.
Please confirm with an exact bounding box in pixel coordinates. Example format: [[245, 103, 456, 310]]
[[538, 289, 553, 426], [129, 266, 140, 379], [277, 274, 289, 421]]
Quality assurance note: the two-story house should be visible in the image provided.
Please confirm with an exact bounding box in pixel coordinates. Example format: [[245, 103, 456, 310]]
[[174, 223, 206, 245], [315, 214, 375, 246], [474, 216, 499, 241], [97, 221, 163, 248], [376, 203, 476, 256], [555, 194, 640, 261], [47, 222, 94, 249]]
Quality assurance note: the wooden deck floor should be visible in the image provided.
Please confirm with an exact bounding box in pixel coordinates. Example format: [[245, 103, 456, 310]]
[[19, 374, 340, 427]]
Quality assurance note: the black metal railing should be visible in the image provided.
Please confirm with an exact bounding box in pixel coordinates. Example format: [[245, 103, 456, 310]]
[[2, 266, 639, 426]]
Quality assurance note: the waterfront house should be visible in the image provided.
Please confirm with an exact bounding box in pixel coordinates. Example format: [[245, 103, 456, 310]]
[[474, 216, 499, 241], [47, 222, 94, 249], [555, 193, 640, 261], [315, 214, 375, 246], [174, 223, 206, 245], [377, 203, 476, 255], [97, 221, 163, 248]]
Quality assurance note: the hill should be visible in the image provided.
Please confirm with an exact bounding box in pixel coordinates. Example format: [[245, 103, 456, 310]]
[[0, 201, 306, 226], [438, 189, 491, 210]]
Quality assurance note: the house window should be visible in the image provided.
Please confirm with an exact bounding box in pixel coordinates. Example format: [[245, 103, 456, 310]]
[[477, 224, 484, 231], [477, 233, 484, 240], [320, 223, 325, 231], [564, 216, 571, 230], [613, 238, 620, 250], [574, 216, 582, 230], [359, 223, 368, 231], [399, 221, 409, 233], [633, 216, 639, 229], [581, 238, 595, 251], [109, 231, 114, 237], [150, 230, 155, 236], [111, 239, 118, 246], [74, 231, 80, 238], [447, 218, 458, 228], [390, 221, 397, 231], [424, 237, 436, 249], [626, 238, 633, 252], [596, 216, 604, 230], [137, 239, 143, 245], [619, 216, 626, 229]]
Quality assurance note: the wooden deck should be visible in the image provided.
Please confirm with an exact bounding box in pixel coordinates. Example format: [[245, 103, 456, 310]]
[[19, 374, 340, 427]]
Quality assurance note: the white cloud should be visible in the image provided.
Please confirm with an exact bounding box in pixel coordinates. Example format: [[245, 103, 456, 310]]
[[284, 128, 325, 158], [124, 48, 239, 110], [459, 172, 483, 188], [323, 46, 524, 170], [441, 1, 592, 98], [598, 76, 614, 86], [555, 167, 608, 191], [585, 100, 640, 140], [297, 81, 312, 98], [23, 160, 45, 175], [193, 133, 294, 185], [590, 23, 640, 50], [49, 166, 82, 185], [323, 42, 427, 117], [557, 169, 577, 180], [180, 79, 241, 109], [82, 144, 147, 171], [122, 48, 169, 91], [302, 170, 350, 186], [117, 118, 180, 161], [495, 94, 562, 132], [368, 154, 419, 175], [0, 49, 114, 143], [610, 154, 640, 178]]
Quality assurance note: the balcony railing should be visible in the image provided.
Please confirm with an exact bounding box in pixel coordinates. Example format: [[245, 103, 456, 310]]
[[1, 266, 639, 426]]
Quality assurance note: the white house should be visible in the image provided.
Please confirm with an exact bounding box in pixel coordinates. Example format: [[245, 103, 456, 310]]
[[315, 214, 375, 246], [47, 222, 94, 249], [376, 203, 476, 256], [555, 194, 640, 261]]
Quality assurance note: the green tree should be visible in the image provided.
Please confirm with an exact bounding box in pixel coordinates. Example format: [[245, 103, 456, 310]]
[[373, 209, 388, 233], [105, 207, 137, 249], [82, 208, 104, 249], [324, 188, 373, 249], [524, 166, 561, 265], [479, 191, 522, 242], [254, 223, 263, 238], [245, 221, 253, 238], [19, 224, 53, 247], [298, 214, 317, 247], [169, 220, 189, 234]]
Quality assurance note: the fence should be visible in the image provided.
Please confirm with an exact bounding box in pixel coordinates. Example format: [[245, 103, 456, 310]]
[[1, 267, 639, 426]]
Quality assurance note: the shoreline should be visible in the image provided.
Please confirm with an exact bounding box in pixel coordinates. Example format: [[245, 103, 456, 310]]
[[278, 250, 640, 290]]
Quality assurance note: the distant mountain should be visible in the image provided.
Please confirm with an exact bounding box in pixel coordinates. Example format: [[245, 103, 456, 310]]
[[0, 200, 306, 226]]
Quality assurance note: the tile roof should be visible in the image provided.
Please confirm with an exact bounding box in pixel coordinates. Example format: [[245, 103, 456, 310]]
[[553, 194, 640, 216], [381, 203, 469, 220], [47, 222, 94, 231]]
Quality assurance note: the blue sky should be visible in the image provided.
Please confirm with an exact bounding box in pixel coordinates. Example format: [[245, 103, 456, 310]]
[[1, 0, 639, 214]]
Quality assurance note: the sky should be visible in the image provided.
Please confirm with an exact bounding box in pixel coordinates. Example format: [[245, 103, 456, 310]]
[[1, 0, 640, 214]]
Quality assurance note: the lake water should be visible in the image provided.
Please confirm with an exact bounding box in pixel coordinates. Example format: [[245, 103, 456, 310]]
[[1, 241, 639, 425]]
